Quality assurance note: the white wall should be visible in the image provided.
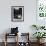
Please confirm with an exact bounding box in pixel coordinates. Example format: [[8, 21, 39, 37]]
[[0, 0, 36, 33], [0, 0, 37, 42]]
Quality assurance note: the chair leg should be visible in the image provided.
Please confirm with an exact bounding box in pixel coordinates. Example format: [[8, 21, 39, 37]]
[[4, 41, 7, 46], [4, 33, 7, 46]]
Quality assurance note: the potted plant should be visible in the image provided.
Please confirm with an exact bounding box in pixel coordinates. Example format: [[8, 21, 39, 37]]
[[33, 32, 46, 43]]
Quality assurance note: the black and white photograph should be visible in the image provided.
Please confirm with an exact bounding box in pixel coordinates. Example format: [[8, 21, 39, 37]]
[[11, 6, 24, 22]]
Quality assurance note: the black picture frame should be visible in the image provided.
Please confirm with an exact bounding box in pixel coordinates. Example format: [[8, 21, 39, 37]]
[[11, 6, 24, 22]]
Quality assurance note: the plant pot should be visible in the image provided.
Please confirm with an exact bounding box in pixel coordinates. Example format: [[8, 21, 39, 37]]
[[37, 39, 45, 44], [40, 39, 45, 43], [37, 39, 40, 43]]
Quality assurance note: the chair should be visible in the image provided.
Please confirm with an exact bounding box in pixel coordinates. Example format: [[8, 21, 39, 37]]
[[4, 27, 19, 46], [18, 33, 30, 46], [4, 33, 18, 46]]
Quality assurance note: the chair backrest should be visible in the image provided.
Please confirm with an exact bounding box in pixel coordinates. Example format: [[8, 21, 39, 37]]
[[18, 33, 29, 42]]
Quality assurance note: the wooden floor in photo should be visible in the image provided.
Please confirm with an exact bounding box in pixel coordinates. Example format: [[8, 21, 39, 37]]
[[0, 42, 46, 46]]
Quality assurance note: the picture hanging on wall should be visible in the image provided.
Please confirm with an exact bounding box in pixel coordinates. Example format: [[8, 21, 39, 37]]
[[36, 0, 46, 26], [11, 6, 24, 22], [37, 0, 46, 19]]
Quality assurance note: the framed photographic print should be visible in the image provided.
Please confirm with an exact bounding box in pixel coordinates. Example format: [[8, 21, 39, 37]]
[[36, 0, 46, 26], [11, 6, 24, 22], [37, 0, 46, 18]]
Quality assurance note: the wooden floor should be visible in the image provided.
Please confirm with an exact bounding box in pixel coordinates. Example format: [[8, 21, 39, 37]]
[[0, 42, 46, 46]]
